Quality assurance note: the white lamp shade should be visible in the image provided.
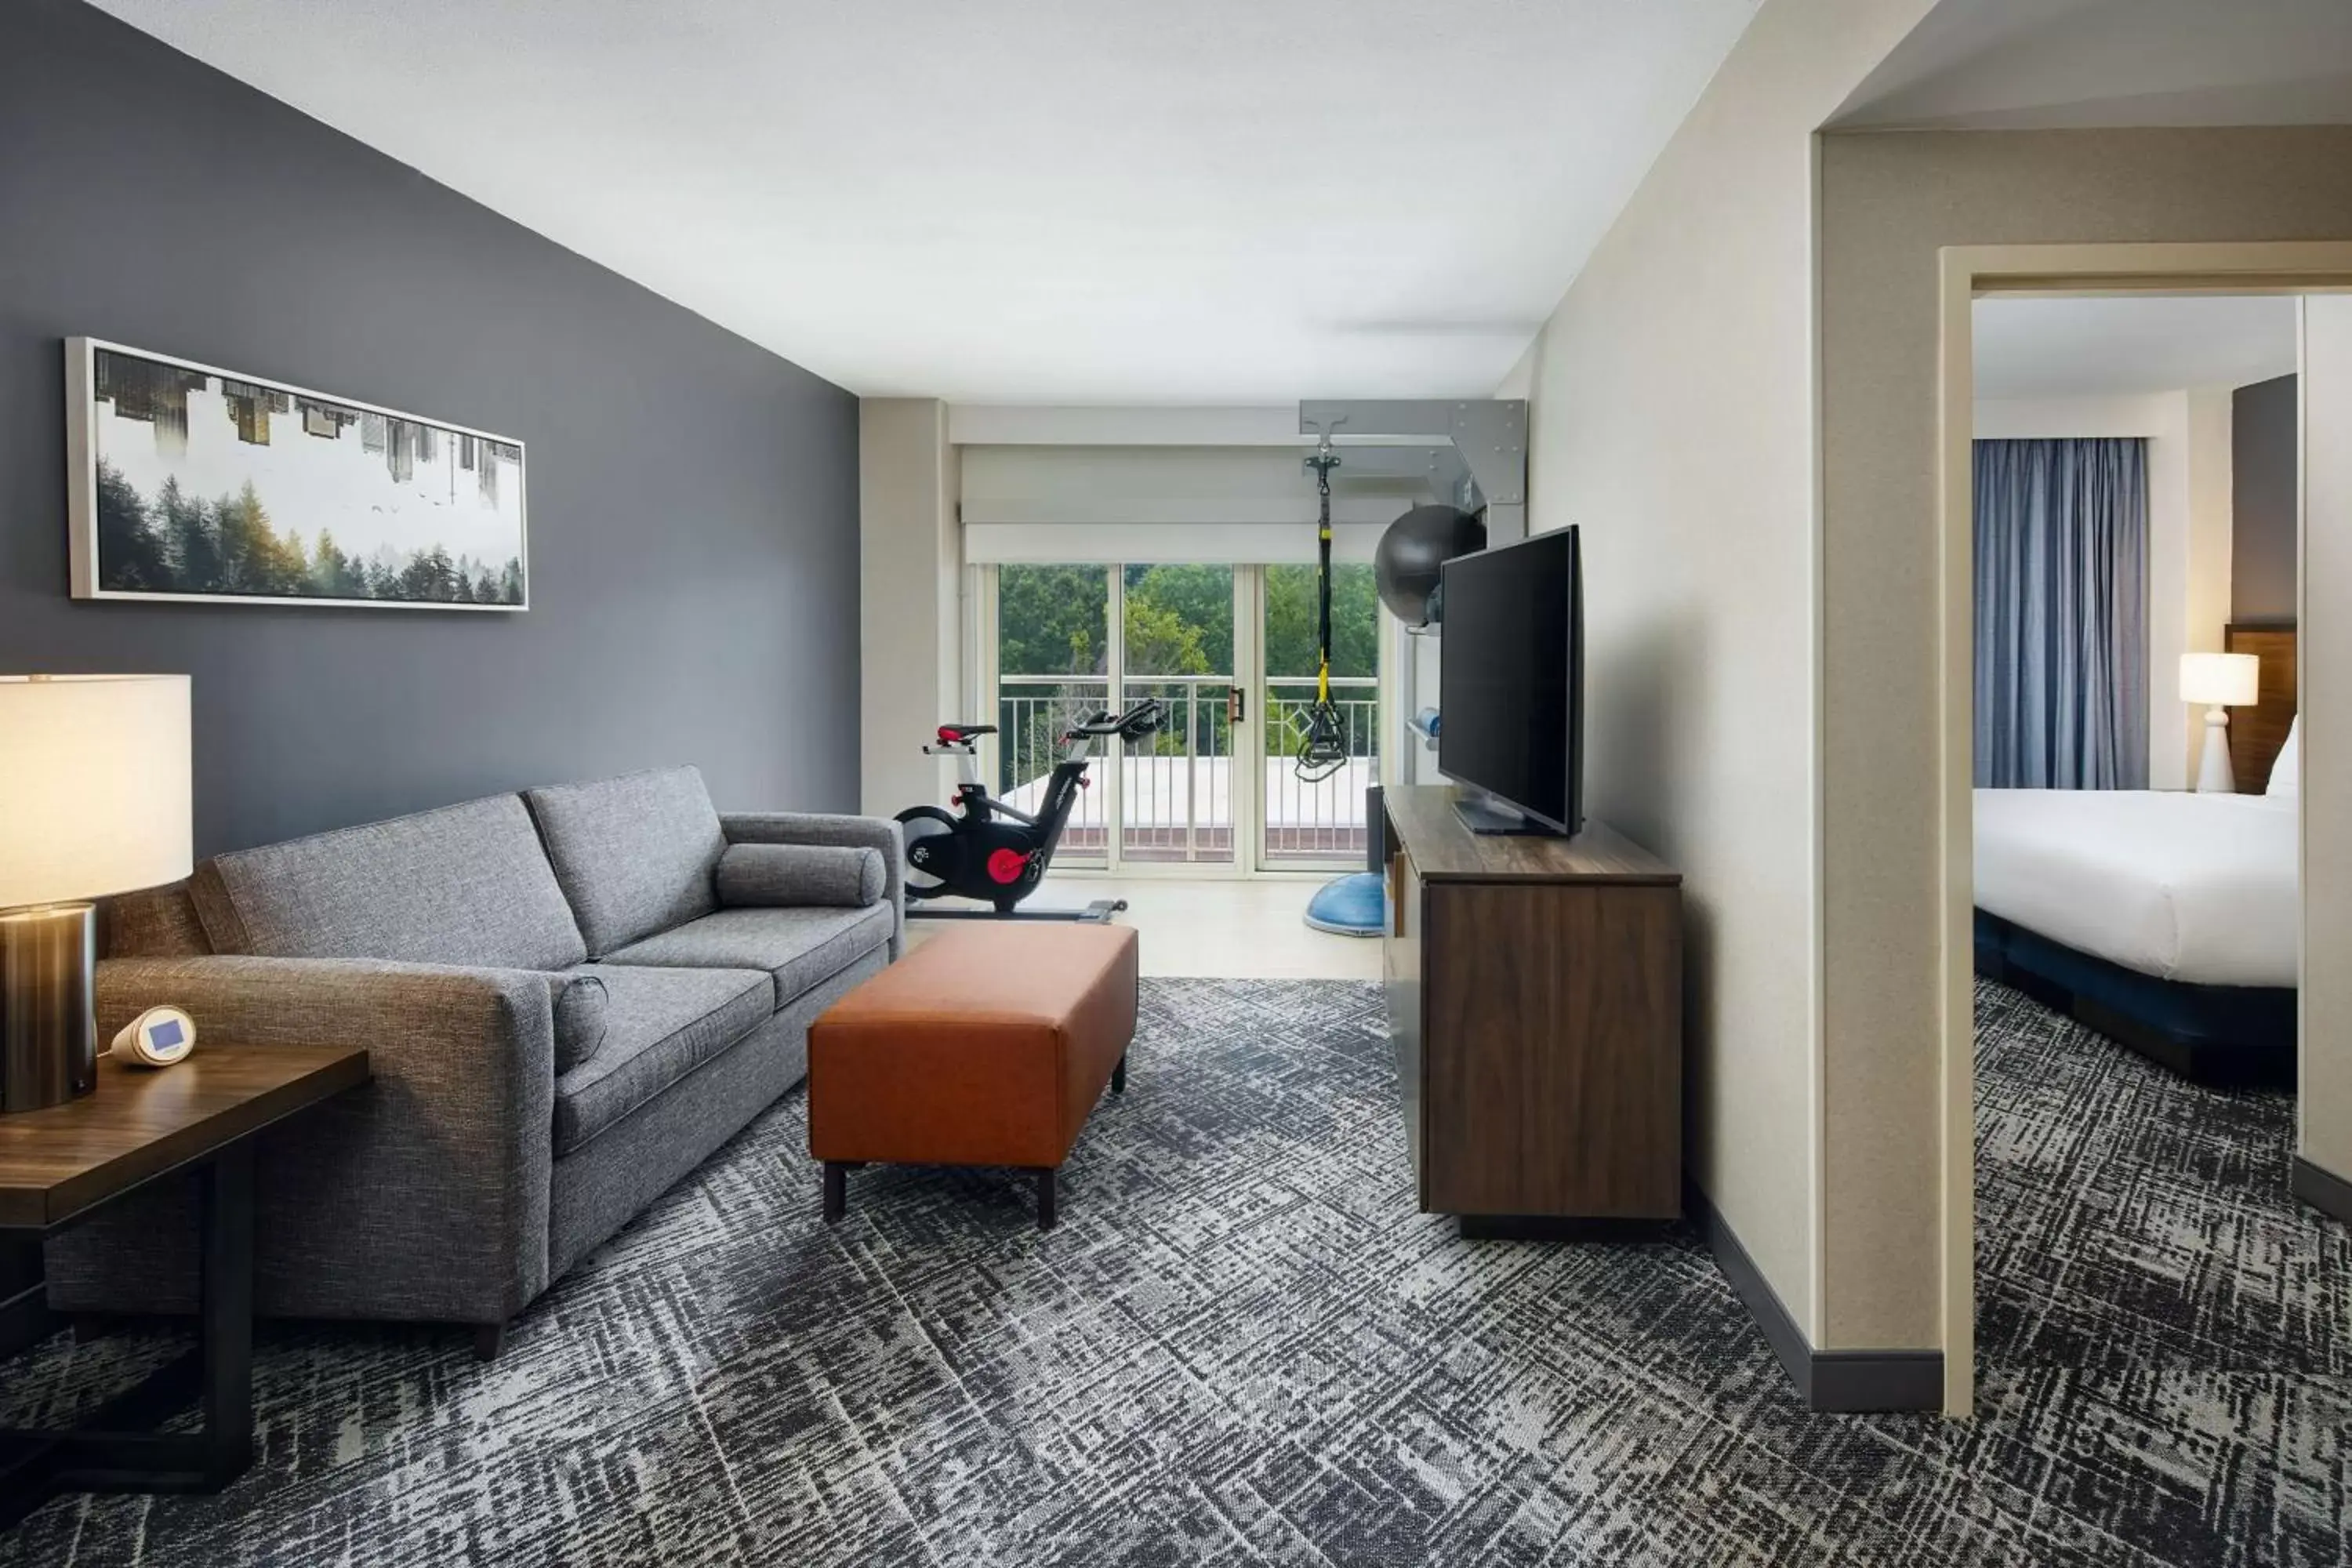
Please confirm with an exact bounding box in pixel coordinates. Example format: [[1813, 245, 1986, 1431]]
[[2180, 652, 2259, 708], [0, 675, 191, 908]]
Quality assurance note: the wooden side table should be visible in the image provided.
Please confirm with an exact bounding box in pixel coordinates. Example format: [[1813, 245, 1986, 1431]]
[[0, 1044, 368, 1526]]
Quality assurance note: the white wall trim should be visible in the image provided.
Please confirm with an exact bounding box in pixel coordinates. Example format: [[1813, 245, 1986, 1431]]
[[964, 521, 1385, 565], [948, 405, 1301, 447]]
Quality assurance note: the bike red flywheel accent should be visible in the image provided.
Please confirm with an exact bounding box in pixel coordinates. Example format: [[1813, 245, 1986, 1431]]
[[986, 848, 1030, 884]]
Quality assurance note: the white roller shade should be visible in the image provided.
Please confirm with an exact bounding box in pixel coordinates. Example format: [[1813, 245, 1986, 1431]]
[[960, 445, 1425, 564]]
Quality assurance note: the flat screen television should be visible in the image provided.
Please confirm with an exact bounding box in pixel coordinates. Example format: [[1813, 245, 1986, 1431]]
[[1436, 526, 1582, 836]]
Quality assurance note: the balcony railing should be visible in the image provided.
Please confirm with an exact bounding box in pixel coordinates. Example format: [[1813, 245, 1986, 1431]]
[[996, 676, 1112, 859], [1263, 676, 1378, 863], [996, 672, 1377, 866]]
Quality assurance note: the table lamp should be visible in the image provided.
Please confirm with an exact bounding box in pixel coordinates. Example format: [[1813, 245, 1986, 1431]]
[[0, 675, 191, 1112], [2180, 652, 2259, 794]]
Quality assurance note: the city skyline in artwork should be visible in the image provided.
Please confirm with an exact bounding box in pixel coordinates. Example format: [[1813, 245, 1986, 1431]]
[[68, 339, 528, 608]]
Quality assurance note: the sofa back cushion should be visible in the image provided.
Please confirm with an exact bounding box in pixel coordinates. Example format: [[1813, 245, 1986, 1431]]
[[716, 843, 885, 909], [104, 881, 212, 958], [524, 768, 725, 957], [189, 793, 588, 971]]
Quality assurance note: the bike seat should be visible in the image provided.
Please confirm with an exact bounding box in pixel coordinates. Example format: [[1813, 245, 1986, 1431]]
[[935, 723, 996, 742]]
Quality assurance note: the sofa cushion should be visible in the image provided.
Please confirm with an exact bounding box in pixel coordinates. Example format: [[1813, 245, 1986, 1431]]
[[553, 964, 772, 1155], [600, 904, 895, 1004], [547, 972, 612, 1076], [104, 881, 210, 958], [189, 794, 587, 971], [524, 768, 726, 957], [716, 843, 884, 909]]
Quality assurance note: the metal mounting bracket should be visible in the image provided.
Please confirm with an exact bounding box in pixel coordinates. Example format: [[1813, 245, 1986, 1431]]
[[1297, 400, 1530, 543]]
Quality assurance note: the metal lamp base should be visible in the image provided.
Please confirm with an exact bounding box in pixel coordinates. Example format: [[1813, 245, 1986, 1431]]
[[0, 902, 98, 1113]]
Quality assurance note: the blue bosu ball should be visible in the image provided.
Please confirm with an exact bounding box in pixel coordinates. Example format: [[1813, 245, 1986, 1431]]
[[1303, 872, 1387, 938]]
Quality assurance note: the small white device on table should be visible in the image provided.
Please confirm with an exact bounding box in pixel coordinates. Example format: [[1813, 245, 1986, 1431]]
[[111, 1006, 197, 1067], [0, 674, 193, 1112], [2180, 652, 2260, 795]]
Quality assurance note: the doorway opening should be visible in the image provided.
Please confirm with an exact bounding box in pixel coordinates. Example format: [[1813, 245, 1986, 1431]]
[[1936, 244, 2352, 1417]]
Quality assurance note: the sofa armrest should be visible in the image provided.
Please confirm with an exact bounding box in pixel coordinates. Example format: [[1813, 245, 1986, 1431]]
[[720, 812, 906, 956], [50, 955, 558, 1325]]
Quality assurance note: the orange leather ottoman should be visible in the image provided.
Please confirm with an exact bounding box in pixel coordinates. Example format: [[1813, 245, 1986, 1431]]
[[808, 922, 1138, 1230]]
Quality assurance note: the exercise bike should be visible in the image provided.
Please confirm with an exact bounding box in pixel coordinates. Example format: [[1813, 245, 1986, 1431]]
[[895, 696, 1167, 920]]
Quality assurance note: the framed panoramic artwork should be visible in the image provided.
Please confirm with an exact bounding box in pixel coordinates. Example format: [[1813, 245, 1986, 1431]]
[[65, 338, 528, 610]]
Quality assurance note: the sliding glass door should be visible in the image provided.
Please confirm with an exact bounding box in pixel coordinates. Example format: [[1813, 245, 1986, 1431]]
[[992, 564, 1110, 866], [1120, 564, 1236, 865], [1258, 563, 1381, 868], [983, 561, 1378, 875]]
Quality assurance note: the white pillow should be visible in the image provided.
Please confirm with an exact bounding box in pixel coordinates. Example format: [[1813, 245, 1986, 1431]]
[[2268, 717, 2300, 798]]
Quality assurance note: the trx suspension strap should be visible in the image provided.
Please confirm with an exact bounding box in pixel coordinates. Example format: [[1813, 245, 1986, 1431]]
[[1297, 433, 1348, 783]]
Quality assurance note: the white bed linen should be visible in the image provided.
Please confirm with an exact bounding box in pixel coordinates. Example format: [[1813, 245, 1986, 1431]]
[[1973, 789, 2299, 988]]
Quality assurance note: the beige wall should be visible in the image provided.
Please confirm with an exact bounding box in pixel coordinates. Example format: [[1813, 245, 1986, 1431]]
[[858, 398, 961, 817], [1818, 129, 2352, 1348], [1513, 0, 1936, 1343], [2304, 297, 2352, 1178], [2184, 387, 2238, 776]]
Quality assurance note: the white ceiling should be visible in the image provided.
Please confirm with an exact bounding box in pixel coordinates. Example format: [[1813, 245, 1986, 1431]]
[[1973, 296, 2300, 401], [92, 0, 1762, 402], [1836, 0, 2352, 129]]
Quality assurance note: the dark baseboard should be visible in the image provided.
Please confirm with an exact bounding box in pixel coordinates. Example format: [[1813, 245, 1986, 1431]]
[[0, 1282, 53, 1360], [1810, 1349, 1946, 1413], [2292, 1156, 2352, 1225], [1685, 1180, 1813, 1393], [1685, 1180, 1942, 1414], [1457, 1214, 1677, 1243]]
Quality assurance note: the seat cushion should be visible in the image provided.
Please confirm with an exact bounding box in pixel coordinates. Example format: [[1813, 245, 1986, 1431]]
[[599, 904, 894, 1003], [189, 794, 587, 971], [524, 768, 726, 956], [553, 964, 773, 1155]]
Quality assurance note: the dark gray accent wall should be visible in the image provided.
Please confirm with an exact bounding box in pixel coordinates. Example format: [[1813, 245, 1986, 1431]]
[[0, 1, 860, 858], [2233, 374, 2298, 626]]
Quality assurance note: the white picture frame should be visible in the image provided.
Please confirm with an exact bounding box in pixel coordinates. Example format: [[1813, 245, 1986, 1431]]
[[66, 337, 529, 612]]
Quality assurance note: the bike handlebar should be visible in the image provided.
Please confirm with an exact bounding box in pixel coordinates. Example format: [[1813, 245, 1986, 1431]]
[[1067, 697, 1167, 739]]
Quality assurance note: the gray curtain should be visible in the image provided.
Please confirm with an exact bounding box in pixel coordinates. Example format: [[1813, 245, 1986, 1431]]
[[1973, 437, 2149, 789]]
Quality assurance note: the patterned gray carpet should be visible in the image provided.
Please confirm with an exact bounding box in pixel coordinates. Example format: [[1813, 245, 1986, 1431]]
[[1, 978, 2345, 1566]]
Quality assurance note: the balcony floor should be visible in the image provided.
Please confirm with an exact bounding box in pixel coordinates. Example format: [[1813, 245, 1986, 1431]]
[[906, 874, 1382, 981]]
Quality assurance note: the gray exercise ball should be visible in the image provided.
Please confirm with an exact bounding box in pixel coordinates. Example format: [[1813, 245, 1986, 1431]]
[[1374, 505, 1486, 626]]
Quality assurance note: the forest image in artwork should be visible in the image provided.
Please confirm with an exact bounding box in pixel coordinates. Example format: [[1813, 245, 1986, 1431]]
[[81, 345, 525, 607]]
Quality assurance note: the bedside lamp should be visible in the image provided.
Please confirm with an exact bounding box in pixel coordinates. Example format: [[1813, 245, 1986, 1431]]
[[2180, 652, 2259, 794], [0, 675, 191, 1112]]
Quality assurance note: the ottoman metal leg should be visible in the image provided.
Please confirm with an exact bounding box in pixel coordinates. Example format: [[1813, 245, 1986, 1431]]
[[822, 1161, 848, 1224], [1112, 1051, 1127, 1096], [1035, 1167, 1058, 1231]]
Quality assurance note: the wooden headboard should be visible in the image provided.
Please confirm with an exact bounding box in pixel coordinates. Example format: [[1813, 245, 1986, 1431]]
[[2223, 623, 2296, 792]]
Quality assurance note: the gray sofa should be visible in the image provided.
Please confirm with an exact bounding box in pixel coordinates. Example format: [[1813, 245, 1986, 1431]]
[[49, 766, 902, 1356]]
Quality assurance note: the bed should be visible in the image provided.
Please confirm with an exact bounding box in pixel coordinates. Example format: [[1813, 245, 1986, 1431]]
[[1973, 716, 2300, 1087]]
